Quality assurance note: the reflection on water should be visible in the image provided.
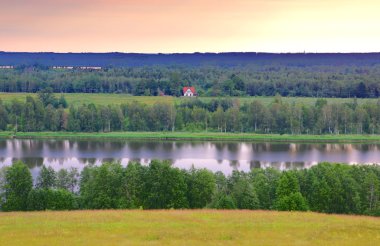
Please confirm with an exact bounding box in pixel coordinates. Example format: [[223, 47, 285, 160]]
[[1, 139, 380, 175]]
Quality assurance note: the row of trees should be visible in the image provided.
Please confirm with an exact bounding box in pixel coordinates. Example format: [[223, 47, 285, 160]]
[[0, 161, 379, 216], [1, 65, 380, 97], [1, 95, 380, 134]]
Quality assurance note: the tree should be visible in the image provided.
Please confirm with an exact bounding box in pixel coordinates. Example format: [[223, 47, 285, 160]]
[[143, 160, 188, 209], [307, 175, 331, 212], [44, 104, 59, 131], [123, 162, 146, 208], [247, 100, 265, 132], [275, 192, 308, 211], [276, 172, 300, 198], [2, 161, 33, 211], [186, 168, 216, 208], [36, 166, 57, 189], [57, 168, 79, 193], [356, 82, 368, 98], [251, 168, 280, 209], [57, 169, 70, 191], [191, 107, 208, 131], [23, 97, 36, 131], [222, 79, 234, 96], [226, 103, 241, 132], [212, 106, 226, 132], [340, 169, 361, 214], [231, 177, 259, 209], [362, 171, 380, 214], [275, 171, 308, 211], [231, 74, 246, 93], [169, 72, 182, 96], [38, 87, 58, 107], [0, 100, 8, 130], [354, 106, 368, 134], [0, 167, 6, 208], [58, 94, 68, 108], [209, 192, 236, 209], [27, 189, 76, 211], [80, 162, 126, 209]]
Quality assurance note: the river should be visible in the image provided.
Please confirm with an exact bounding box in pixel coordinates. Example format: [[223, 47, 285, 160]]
[[1, 139, 380, 175]]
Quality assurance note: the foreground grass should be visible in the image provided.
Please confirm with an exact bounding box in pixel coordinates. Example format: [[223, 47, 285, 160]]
[[0, 93, 377, 107], [0, 210, 379, 246], [1, 131, 380, 143]]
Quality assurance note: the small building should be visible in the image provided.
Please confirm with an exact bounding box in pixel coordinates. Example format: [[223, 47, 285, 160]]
[[183, 87, 197, 97], [79, 66, 102, 70]]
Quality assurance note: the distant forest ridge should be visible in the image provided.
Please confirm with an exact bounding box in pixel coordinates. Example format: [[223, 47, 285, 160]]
[[1, 52, 380, 67], [1, 52, 380, 98]]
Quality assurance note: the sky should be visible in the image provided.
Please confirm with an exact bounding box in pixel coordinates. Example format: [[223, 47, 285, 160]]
[[0, 0, 379, 53]]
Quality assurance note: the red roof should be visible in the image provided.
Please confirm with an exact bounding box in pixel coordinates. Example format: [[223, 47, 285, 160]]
[[183, 87, 196, 94]]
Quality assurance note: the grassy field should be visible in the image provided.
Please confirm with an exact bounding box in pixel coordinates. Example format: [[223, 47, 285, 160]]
[[0, 93, 175, 106], [0, 93, 378, 106], [1, 131, 380, 143], [0, 210, 379, 246]]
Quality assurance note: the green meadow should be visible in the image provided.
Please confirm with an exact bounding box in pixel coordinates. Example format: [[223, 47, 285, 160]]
[[0, 93, 377, 107], [1, 131, 380, 143]]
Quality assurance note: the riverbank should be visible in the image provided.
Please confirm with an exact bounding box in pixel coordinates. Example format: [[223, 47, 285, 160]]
[[0, 210, 379, 246], [1, 131, 380, 143]]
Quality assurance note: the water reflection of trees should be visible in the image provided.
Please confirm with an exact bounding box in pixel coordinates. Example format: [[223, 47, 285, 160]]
[[3, 140, 380, 173], [131, 158, 142, 164], [250, 160, 261, 169], [14, 157, 44, 168], [44, 140, 65, 150], [312, 143, 379, 152], [229, 160, 240, 169], [285, 161, 306, 169], [17, 140, 42, 155], [214, 143, 225, 151], [76, 141, 125, 152], [0, 140, 7, 149], [226, 143, 240, 152], [248, 161, 315, 171]]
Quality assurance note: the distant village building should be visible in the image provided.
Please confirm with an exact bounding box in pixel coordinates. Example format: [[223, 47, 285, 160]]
[[183, 87, 197, 97], [79, 66, 102, 70], [79, 67, 102, 70], [52, 66, 101, 70], [158, 89, 165, 96], [0, 66, 14, 69], [52, 66, 74, 69]]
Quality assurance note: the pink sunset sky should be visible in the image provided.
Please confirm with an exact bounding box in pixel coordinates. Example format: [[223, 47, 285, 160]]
[[1, 0, 379, 53]]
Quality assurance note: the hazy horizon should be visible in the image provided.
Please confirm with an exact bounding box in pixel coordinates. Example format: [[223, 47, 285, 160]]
[[2, 51, 380, 54], [1, 0, 380, 53]]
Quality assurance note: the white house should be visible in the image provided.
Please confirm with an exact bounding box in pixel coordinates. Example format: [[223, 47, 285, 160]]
[[183, 87, 197, 97]]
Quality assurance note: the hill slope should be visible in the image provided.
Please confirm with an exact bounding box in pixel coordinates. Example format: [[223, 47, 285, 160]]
[[0, 210, 379, 245]]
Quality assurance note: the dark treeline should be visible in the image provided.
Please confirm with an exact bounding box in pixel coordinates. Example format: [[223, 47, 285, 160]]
[[3, 52, 380, 67], [1, 161, 379, 216], [1, 63, 380, 97], [1, 91, 380, 134]]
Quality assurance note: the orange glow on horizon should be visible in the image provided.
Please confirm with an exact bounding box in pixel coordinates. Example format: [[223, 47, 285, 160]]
[[0, 0, 379, 53]]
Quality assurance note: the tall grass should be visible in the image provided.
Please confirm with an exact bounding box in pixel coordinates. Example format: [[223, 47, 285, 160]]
[[0, 210, 379, 246]]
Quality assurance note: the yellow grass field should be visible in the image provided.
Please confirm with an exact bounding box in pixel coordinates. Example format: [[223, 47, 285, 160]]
[[0, 210, 379, 246]]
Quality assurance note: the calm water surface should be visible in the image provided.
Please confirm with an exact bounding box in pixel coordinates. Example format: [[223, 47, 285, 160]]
[[1, 139, 380, 176]]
